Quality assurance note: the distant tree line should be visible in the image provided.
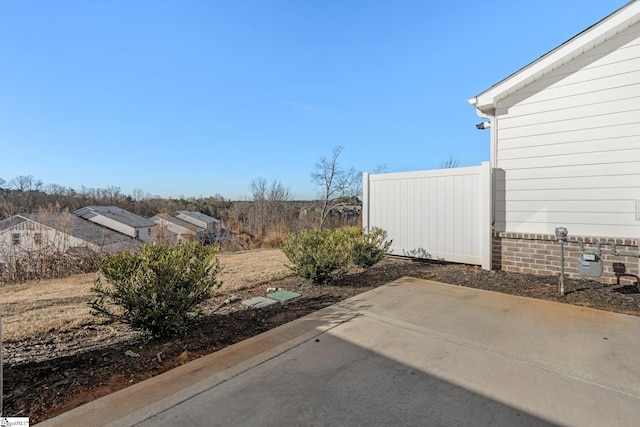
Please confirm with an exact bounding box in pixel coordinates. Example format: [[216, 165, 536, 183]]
[[1, 149, 462, 246], [0, 174, 361, 249], [2, 148, 459, 246], [0, 175, 225, 219]]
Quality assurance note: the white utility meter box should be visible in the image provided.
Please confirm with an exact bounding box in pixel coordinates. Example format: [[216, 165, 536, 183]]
[[577, 253, 603, 277]]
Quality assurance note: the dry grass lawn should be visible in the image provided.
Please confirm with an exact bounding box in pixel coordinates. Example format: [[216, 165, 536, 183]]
[[0, 248, 292, 341]]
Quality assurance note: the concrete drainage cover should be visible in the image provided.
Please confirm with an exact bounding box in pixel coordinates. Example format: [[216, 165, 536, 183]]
[[267, 290, 301, 301], [241, 296, 278, 309]]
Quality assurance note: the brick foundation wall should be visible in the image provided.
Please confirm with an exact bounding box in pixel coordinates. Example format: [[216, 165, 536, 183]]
[[493, 232, 640, 285]]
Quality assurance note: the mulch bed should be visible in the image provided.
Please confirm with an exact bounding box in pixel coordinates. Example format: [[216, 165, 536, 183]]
[[4, 257, 639, 423]]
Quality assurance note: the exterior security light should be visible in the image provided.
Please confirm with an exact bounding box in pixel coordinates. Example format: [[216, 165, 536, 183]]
[[555, 227, 568, 240]]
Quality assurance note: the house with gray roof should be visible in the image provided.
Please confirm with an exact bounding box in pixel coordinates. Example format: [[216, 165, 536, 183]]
[[0, 212, 142, 269], [150, 213, 205, 243], [74, 206, 156, 242], [172, 211, 226, 243]]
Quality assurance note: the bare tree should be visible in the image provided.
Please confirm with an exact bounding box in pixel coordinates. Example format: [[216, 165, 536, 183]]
[[311, 146, 360, 230], [441, 155, 460, 169], [10, 175, 42, 192], [246, 178, 294, 238], [8, 175, 44, 212], [250, 177, 268, 236], [373, 164, 389, 174], [46, 183, 67, 196], [102, 186, 122, 205], [267, 180, 292, 234], [131, 188, 147, 201], [0, 199, 17, 219]]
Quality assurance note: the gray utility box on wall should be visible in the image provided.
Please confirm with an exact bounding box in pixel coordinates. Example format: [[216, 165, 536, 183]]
[[577, 253, 603, 278]]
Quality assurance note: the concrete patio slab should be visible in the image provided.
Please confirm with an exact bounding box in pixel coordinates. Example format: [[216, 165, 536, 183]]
[[39, 278, 640, 426]]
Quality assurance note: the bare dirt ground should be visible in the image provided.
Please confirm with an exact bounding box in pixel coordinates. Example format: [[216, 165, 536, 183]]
[[0, 249, 292, 343], [2, 249, 640, 423]]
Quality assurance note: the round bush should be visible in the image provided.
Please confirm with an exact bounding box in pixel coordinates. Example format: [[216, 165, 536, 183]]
[[281, 229, 351, 284], [88, 242, 221, 337]]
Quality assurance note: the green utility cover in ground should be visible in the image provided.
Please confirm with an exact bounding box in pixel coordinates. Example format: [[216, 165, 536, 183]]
[[267, 290, 301, 301], [241, 296, 278, 309]]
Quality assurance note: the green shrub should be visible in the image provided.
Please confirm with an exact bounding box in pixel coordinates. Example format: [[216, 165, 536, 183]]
[[88, 242, 221, 337], [346, 226, 393, 268], [281, 229, 351, 284], [281, 227, 392, 284]]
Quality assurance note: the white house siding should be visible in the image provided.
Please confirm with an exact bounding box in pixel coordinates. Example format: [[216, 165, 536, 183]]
[[182, 217, 207, 230], [173, 212, 208, 230], [0, 220, 90, 253], [0, 218, 96, 275], [84, 215, 135, 238], [0, 214, 142, 255], [81, 214, 155, 242], [136, 226, 153, 243], [172, 211, 222, 242], [153, 218, 189, 236], [151, 216, 203, 243], [493, 22, 640, 239]]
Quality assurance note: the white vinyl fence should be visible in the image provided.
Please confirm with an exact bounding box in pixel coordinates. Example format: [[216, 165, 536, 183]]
[[362, 162, 492, 269]]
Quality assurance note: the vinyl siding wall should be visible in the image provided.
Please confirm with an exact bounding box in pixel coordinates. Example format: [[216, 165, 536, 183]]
[[84, 215, 153, 242], [0, 219, 97, 261], [85, 215, 135, 238], [494, 22, 640, 239]]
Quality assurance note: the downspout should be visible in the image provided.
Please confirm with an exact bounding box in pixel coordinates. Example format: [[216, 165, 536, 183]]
[[362, 172, 370, 232], [470, 98, 496, 268], [474, 109, 496, 175], [482, 111, 496, 270], [469, 98, 496, 229]]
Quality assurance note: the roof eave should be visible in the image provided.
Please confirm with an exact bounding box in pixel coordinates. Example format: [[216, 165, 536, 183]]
[[471, 1, 640, 113]]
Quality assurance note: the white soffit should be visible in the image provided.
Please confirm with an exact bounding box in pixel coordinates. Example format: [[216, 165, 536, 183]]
[[470, 1, 640, 112]]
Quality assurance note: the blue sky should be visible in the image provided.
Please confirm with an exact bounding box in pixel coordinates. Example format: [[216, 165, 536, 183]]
[[0, 1, 629, 200]]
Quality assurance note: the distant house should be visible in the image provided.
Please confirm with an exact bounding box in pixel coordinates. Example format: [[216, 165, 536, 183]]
[[150, 213, 205, 243], [0, 212, 141, 269], [329, 204, 362, 220], [172, 211, 226, 243], [0, 205, 227, 279], [469, 1, 640, 279], [74, 206, 156, 243]]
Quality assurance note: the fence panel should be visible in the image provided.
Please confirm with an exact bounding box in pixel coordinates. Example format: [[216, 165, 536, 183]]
[[362, 162, 491, 269]]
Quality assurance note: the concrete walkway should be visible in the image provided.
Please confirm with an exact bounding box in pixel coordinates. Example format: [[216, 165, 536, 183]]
[[39, 278, 640, 426]]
